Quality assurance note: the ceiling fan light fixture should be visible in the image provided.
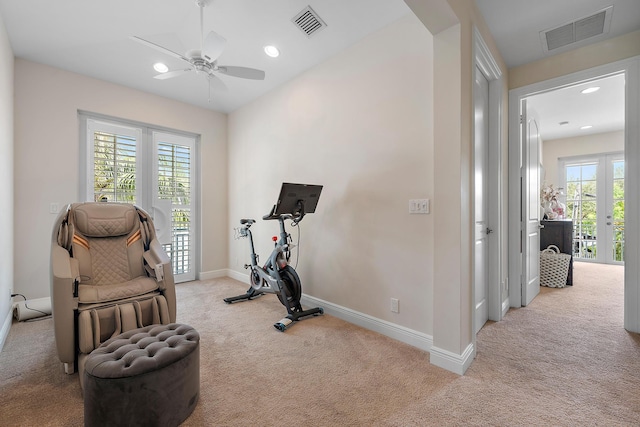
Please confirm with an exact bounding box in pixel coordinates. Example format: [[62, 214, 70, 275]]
[[264, 45, 280, 58], [580, 125, 593, 130], [153, 62, 169, 73], [581, 86, 600, 94]]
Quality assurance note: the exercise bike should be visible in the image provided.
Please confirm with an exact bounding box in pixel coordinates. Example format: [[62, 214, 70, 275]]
[[224, 183, 324, 331]]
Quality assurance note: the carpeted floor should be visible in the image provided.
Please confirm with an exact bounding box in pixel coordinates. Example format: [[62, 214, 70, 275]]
[[1, 262, 638, 426]]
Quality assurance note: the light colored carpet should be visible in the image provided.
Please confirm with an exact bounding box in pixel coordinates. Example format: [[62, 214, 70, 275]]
[[1, 262, 638, 426]]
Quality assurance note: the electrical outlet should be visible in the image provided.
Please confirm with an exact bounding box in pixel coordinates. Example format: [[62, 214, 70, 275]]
[[409, 199, 429, 214], [390, 298, 399, 313]]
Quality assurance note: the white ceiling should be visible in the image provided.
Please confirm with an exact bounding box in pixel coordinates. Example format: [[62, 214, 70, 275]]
[[0, 0, 411, 113], [476, 0, 640, 140], [1, 0, 639, 138], [527, 73, 625, 141], [475, 0, 640, 69]]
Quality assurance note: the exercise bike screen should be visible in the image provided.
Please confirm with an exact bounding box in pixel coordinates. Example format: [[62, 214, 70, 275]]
[[274, 183, 323, 215]]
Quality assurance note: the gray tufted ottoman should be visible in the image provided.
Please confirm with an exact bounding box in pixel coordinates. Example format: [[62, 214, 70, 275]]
[[83, 323, 200, 427]]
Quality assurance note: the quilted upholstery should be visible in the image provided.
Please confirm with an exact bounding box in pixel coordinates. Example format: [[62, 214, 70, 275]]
[[78, 276, 160, 304], [85, 324, 199, 378], [83, 324, 199, 427], [73, 203, 138, 237], [50, 202, 177, 383]]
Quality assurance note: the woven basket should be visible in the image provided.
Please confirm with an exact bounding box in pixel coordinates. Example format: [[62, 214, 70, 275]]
[[540, 245, 571, 288]]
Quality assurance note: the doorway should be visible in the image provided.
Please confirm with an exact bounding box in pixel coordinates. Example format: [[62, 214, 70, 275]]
[[508, 57, 640, 334], [528, 73, 625, 268]]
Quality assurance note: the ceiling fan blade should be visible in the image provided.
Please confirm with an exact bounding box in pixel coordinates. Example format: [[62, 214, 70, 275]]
[[207, 73, 228, 92], [130, 36, 190, 63], [154, 68, 193, 80], [202, 31, 227, 63], [217, 65, 265, 80]]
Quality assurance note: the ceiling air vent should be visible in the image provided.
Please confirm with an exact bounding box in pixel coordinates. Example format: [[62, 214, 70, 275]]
[[540, 6, 613, 52], [292, 6, 327, 38]]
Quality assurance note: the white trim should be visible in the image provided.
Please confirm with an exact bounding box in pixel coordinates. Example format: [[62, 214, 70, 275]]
[[0, 306, 12, 352], [508, 57, 640, 329], [624, 58, 640, 333], [429, 342, 475, 375], [473, 27, 505, 328], [227, 271, 433, 353], [300, 294, 433, 352], [199, 269, 232, 281]]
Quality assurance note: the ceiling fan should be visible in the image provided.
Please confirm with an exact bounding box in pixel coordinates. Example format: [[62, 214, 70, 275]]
[[131, 0, 265, 99]]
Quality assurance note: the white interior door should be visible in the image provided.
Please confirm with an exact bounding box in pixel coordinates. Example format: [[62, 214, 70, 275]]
[[474, 66, 489, 333], [522, 100, 541, 306]]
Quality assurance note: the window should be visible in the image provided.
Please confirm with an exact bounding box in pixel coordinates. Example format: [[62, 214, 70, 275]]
[[81, 114, 198, 282]]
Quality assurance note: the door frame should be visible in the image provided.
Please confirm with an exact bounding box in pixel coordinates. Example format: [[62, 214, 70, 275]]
[[473, 27, 505, 336], [508, 57, 640, 334]]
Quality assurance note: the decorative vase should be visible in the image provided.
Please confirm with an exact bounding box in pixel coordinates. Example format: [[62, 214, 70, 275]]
[[541, 201, 554, 219]]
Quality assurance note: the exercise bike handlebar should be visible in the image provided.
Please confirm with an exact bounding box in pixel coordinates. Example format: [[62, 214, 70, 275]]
[[262, 207, 303, 223], [262, 201, 306, 223]]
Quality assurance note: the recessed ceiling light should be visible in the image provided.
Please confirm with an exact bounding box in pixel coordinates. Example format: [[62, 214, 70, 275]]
[[581, 86, 600, 94], [153, 62, 169, 73], [580, 125, 593, 130], [264, 45, 280, 58]]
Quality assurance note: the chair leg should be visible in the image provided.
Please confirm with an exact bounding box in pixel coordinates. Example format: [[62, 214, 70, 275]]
[[64, 362, 75, 375]]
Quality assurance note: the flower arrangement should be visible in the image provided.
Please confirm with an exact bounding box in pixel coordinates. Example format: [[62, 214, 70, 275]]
[[540, 183, 565, 219]]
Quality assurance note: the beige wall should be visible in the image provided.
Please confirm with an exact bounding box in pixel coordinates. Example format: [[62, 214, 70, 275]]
[[0, 12, 14, 342], [408, 0, 509, 364], [13, 59, 228, 300], [510, 30, 640, 89], [542, 131, 625, 186], [228, 13, 435, 332]]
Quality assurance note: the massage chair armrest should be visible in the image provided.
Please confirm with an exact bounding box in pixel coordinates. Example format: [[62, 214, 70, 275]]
[[146, 238, 176, 322], [50, 245, 80, 366]]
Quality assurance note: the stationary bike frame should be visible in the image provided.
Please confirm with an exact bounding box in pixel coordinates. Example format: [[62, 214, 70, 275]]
[[224, 208, 323, 331]]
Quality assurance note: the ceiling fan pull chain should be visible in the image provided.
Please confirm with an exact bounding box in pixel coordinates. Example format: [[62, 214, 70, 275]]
[[208, 76, 212, 103]]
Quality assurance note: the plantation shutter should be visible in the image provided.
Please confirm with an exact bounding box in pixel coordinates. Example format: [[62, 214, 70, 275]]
[[86, 119, 142, 204], [153, 131, 196, 282]]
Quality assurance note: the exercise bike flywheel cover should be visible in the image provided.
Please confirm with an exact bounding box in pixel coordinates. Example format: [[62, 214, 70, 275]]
[[250, 270, 264, 290]]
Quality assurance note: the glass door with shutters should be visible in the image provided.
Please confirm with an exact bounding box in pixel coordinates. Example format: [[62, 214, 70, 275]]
[[562, 153, 624, 264], [153, 131, 195, 281], [83, 117, 197, 282]]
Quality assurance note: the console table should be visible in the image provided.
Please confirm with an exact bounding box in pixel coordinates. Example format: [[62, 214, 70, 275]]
[[540, 219, 573, 286]]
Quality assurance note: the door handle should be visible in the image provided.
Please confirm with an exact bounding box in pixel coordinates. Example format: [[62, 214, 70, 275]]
[[538, 224, 545, 229], [486, 227, 494, 235]]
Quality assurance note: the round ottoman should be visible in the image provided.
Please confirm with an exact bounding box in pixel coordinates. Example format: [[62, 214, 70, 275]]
[[83, 323, 200, 427]]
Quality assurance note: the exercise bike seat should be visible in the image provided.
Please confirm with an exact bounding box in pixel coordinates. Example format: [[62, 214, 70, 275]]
[[240, 219, 255, 225]]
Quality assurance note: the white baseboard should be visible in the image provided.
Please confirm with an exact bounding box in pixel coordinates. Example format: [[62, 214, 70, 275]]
[[0, 307, 13, 353], [226, 269, 250, 283], [226, 271, 433, 351], [300, 294, 433, 352], [223, 272, 478, 372], [429, 342, 475, 375], [199, 269, 231, 281]]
